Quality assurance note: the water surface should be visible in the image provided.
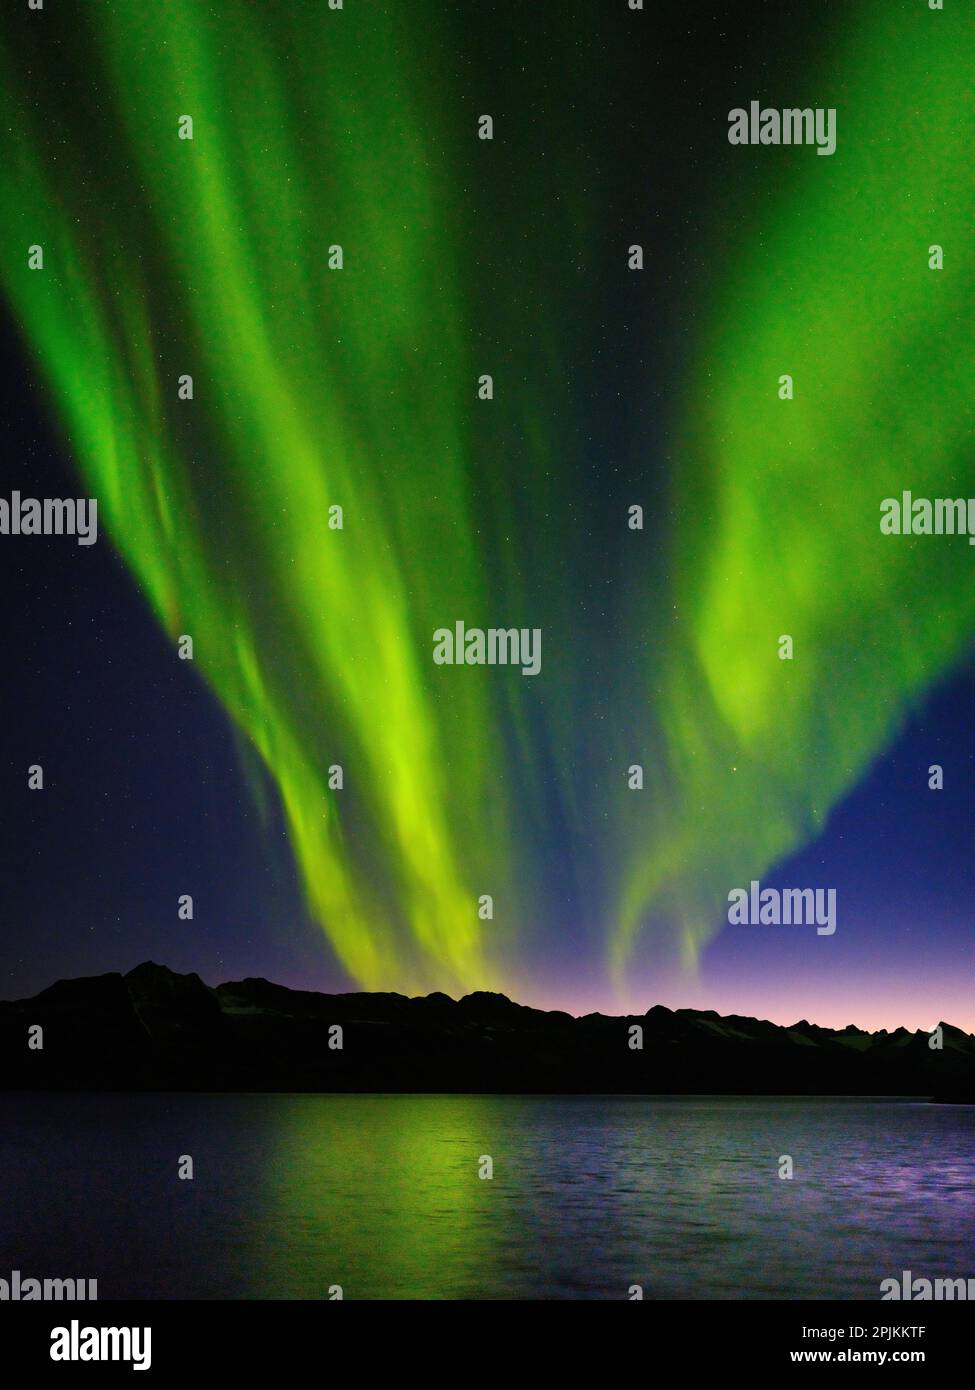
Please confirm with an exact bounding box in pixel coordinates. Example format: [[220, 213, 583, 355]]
[[0, 1093, 971, 1299]]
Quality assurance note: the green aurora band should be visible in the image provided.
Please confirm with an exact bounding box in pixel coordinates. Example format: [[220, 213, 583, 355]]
[[1, 1, 973, 997], [612, 0, 975, 976]]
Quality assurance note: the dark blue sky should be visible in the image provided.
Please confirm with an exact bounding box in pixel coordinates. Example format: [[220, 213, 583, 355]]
[[1, 0, 971, 1033]]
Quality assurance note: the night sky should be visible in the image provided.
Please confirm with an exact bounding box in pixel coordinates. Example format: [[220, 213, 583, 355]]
[[1, 0, 973, 1032]]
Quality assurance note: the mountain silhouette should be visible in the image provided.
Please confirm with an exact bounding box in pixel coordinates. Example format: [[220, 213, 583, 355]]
[[1, 962, 973, 1098]]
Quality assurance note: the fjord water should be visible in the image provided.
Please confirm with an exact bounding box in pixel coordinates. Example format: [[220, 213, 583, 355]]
[[1, 1093, 972, 1299]]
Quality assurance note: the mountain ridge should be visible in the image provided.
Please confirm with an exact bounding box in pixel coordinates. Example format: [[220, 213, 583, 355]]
[[1, 961, 973, 1098]]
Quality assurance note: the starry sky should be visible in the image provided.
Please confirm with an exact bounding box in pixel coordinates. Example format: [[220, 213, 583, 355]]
[[1, 0, 973, 1032]]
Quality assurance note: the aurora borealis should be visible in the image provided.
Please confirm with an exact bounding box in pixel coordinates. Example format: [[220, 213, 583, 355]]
[[2, 0, 975, 1025]]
